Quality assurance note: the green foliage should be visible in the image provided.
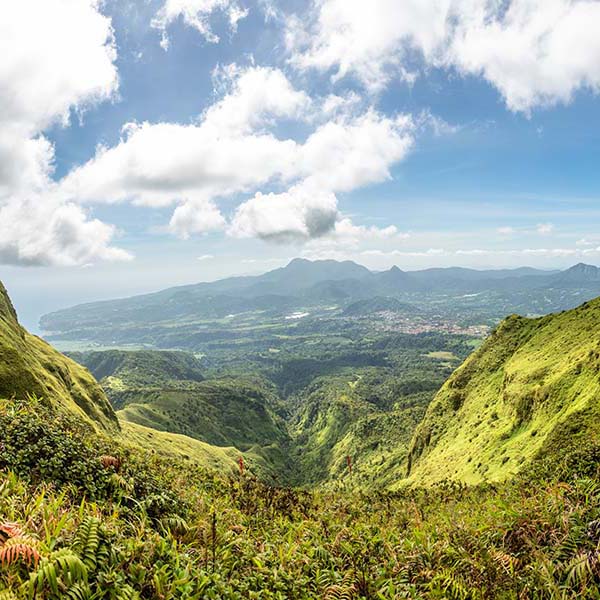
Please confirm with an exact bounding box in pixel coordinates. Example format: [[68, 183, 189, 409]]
[[407, 298, 600, 485], [0, 296, 117, 433]]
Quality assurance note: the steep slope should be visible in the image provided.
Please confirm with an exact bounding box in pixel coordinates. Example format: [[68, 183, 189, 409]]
[[406, 297, 600, 485], [290, 376, 430, 488], [0, 282, 276, 478], [0, 281, 118, 432]]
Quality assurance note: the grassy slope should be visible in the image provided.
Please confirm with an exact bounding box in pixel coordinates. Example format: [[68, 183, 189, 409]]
[[0, 282, 118, 433], [406, 298, 600, 485], [118, 421, 241, 474], [3, 394, 600, 599], [69, 349, 205, 399], [70, 349, 295, 482], [116, 380, 294, 482], [0, 283, 264, 478]]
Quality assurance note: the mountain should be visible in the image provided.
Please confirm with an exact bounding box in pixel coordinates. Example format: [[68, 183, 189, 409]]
[[342, 296, 416, 316], [406, 296, 600, 485], [548, 262, 600, 287], [71, 348, 294, 481], [0, 281, 118, 432], [40, 259, 592, 347], [0, 282, 282, 477]]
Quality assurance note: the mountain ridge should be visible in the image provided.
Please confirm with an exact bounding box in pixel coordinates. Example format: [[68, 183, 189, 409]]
[[40, 259, 590, 338]]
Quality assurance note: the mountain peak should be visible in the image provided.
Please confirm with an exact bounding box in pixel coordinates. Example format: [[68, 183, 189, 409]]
[[557, 263, 600, 282], [568, 262, 597, 272], [286, 258, 310, 267]]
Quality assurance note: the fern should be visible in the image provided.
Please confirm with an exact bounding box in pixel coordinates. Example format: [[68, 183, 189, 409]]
[[323, 583, 357, 600], [0, 523, 24, 540], [113, 584, 139, 600], [0, 536, 40, 568], [566, 551, 596, 588], [28, 549, 87, 599], [72, 518, 101, 571], [429, 568, 472, 600], [62, 582, 92, 600]]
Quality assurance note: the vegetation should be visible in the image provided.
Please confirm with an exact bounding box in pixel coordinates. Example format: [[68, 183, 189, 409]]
[[407, 297, 600, 485], [40, 260, 600, 350], [3, 278, 600, 596], [0, 283, 117, 433], [2, 396, 600, 598]]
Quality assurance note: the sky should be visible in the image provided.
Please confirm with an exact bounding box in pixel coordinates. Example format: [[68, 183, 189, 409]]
[[1, 0, 600, 330]]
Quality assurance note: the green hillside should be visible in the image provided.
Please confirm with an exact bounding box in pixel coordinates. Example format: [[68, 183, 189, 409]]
[[0, 282, 117, 433], [0, 282, 260, 478], [407, 297, 600, 485], [69, 348, 295, 482], [70, 349, 205, 386], [289, 374, 431, 488]]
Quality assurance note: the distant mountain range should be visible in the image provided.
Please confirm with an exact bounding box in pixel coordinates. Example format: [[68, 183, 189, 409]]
[[39, 259, 600, 345]]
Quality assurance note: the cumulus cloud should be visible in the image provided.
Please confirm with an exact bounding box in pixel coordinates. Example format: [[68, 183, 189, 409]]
[[0, 195, 130, 266], [448, 0, 600, 112], [169, 198, 226, 238], [152, 0, 249, 45], [288, 0, 600, 111], [332, 218, 402, 242], [229, 184, 339, 243], [0, 0, 128, 266], [286, 0, 448, 92], [0, 0, 118, 194], [299, 111, 414, 192], [60, 65, 414, 243], [205, 64, 312, 134]]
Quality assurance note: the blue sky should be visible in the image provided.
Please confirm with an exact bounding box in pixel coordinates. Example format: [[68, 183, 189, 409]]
[[1, 0, 600, 329]]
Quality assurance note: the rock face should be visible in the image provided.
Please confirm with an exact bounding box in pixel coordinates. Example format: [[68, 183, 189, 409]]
[[406, 297, 600, 485], [0, 280, 119, 433]]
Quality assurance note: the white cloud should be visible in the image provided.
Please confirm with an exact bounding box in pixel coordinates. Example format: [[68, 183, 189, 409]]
[[152, 0, 249, 45], [497, 226, 516, 236], [0, 0, 118, 195], [60, 65, 414, 244], [576, 237, 600, 247], [0, 0, 127, 266], [0, 195, 131, 267], [228, 183, 339, 243], [169, 198, 226, 238], [205, 64, 311, 135], [63, 120, 298, 208], [197, 254, 215, 260], [288, 0, 600, 111], [286, 0, 449, 92], [299, 111, 414, 192], [332, 218, 402, 242], [449, 0, 600, 112], [536, 222, 555, 235]]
